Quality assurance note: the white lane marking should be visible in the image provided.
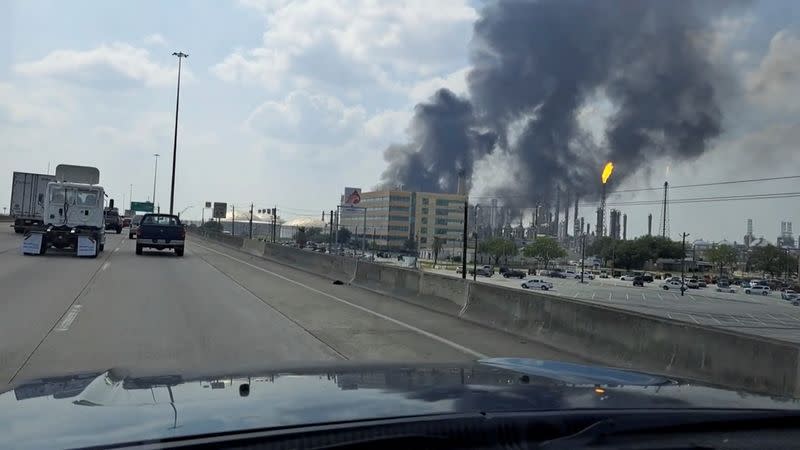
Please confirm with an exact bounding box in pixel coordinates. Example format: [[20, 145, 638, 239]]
[[591, 292, 596, 300], [625, 293, 629, 301], [114, 247, 120, 253], [572, 292, 579, 298], [688, 295, 696, 301], [608, 292, 612, 301], [746, 313, 766, 325], [192, 242, 487, 359], [55, 305, 83, 331], [671, 293, 678, 300], [708, 314, 722, 325], [767, 313, 787, 324], [657, 293, 664, 301], [688, 314, 700, 324], [641, 293, 646, 301], [101, 261, 111, 272]]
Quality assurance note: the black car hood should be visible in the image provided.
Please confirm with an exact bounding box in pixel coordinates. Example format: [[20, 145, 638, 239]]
[[1, 358, 797, 449]]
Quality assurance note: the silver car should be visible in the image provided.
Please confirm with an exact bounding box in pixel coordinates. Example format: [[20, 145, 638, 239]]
[[128, 214, 145, 239]]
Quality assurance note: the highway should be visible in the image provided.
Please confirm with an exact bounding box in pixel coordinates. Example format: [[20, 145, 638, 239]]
[[427, 267, 800, 342], [0, 225, 573, 393]]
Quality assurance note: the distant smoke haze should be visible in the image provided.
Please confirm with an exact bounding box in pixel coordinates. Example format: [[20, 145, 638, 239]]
[[379, 0, 739, 209]]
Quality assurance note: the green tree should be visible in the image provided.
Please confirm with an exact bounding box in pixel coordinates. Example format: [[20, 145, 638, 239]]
[[750, 244, 784, 276], [479, 237, 517, 266], [706, 244, 738, 276], [336, 228, 352, 244], [522, 236, 565, 269], [613, 240, 651, 270], [432, 236, 444, 267]]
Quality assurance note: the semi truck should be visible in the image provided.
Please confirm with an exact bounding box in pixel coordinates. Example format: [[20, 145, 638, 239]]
[[9, 172, 57, 233], [21, 164, 107, 258]]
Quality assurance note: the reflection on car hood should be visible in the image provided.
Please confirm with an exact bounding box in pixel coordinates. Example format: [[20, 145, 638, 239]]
[[1, 358, 797, 449]]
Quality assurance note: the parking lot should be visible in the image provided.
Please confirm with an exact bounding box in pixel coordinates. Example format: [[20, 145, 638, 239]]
[[426, 267, 800, 343]]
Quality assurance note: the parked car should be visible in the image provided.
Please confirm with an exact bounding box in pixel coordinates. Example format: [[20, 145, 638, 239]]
[[619, 273, 636, 281], [548, 270, 567, 279], [744, 285, 771, 296], [574, 272, 594, 280], [781, 290, 798, 301], [469, 267, 494, 277], [521, 278, 553, 290], [502, 269, 526, 279], [716, 281, 736, 293], [686, 279, 700, 289], [697, 279, 707, 288], [662, 280, 685, 291], [632, 276, 645, 287], [564, 270, 577, 278], [642, 274, 654, 283]]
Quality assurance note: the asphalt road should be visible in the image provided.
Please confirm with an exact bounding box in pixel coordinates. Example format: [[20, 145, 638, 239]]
[[0, 225, 573, 393], [427, 267, 800, 343]]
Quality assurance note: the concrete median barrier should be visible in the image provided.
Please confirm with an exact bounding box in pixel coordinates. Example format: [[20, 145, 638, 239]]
[[241, 238, 266, 256], [186, 228, 800, 396], [461, 282, 800, 397]]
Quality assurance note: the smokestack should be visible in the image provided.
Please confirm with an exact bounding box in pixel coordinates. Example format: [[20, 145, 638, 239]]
[[623, 214, 627, 240], [573, 196, 579, 236], [596, 208, 604, 237], [456, 170, 466, 195], [564, 193, 570, 239], [647, 214, 653, 236], [554, 189, 561, 232]]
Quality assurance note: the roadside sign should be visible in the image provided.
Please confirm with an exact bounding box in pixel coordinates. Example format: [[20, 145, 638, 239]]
[[213, 202, 227, 219], [204, 201, 212, 208], [76, 236, 97, 256], [343, 187, 361, 206], [130, 201, 154, 212], [21, 233, 43, 255]]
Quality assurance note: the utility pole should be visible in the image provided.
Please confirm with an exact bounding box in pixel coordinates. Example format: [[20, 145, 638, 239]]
[[473, 233, 478, 281], [272, 207, 277, 243], [580, 233, 586, 283], [152, 153, 159, 208], [461, 199, 468, 279], [169, 51, 188, 215], [681, 232, 689, 296], [249, 203, 254, 239], [231, 205, 235, 236], [330, 210, 335, 248]]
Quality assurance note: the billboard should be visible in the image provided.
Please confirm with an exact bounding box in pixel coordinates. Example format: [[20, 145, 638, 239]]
[[212, 202, 227, 219], [130, 201, 154, 212], [343, 187, 362, 206]]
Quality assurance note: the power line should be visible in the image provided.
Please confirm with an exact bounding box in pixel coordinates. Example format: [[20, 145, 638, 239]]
[[468, 174, 800, 200]]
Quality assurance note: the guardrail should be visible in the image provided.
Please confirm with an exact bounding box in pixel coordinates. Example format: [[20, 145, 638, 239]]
[[0, 215, 12, 223], [187, 228, 800, 397]]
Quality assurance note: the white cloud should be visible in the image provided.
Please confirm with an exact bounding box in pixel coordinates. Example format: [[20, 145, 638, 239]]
[[213, 0, 476, 94], [408, 67, 469, 103], [245, 90, 367, 147], [15, 43, 187, 87], [746, 29, 800, 111], [143, 33, 167, 47]]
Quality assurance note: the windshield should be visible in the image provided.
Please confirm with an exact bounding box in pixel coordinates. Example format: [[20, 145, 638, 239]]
[[2, 0, 800, 447]]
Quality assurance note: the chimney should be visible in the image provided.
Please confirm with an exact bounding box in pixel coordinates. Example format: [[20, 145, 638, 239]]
[[456, 170, 466, 196], [564, 193, 570, 239], [647, 214, 653, 236], [623, 214, 627, 240]]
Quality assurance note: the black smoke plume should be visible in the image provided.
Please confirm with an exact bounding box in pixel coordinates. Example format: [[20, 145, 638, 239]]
[[379, 0, 735, 207]]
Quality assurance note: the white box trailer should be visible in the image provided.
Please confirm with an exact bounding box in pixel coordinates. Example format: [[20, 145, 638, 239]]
[[9, 172, 57, 233]]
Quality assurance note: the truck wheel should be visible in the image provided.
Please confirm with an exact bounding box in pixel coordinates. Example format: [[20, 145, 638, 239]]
[[136, 244, 143, 255], [175, 247, 184, 257], [99, 243, 105, 252], [14, 228, 24, 234]]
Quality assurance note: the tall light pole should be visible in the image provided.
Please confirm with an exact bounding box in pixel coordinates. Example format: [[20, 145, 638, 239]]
[[129, 184, 133, 210], [152, 153, 160, 206], [169, 51, 188, 215]]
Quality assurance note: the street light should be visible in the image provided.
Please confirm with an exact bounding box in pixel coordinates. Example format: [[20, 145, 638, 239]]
[[169, 51, 189, 215], [152, 153, 160, 207]]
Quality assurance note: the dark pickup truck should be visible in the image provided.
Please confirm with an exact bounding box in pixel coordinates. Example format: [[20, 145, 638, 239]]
[[135, 213, 185, 256]]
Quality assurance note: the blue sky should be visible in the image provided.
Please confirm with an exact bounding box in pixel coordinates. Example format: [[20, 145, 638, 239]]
[[1, 0, 799, 242]]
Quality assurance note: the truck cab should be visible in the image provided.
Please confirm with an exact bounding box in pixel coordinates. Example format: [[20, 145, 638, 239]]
[[22, 165, 107, 257]]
